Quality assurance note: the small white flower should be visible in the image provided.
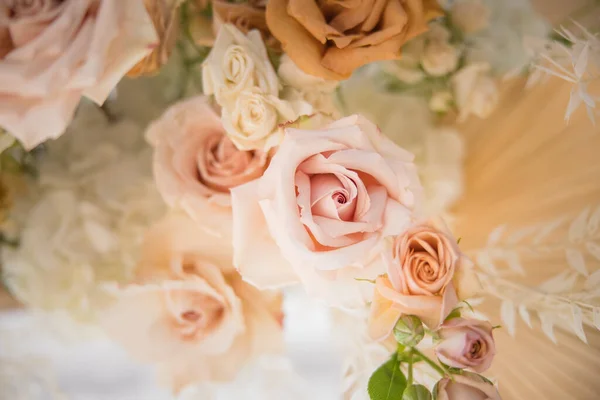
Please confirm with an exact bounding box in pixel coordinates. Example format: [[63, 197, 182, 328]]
[[452, 63, 499, 121], [421, 41, 460, 76], [221, 89, 313, 151], [202, 24, 279, 107]]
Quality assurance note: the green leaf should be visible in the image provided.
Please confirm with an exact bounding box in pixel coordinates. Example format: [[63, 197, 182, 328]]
[[368, 354, 407, 400], [444, 307, 461, 322], [402, 384, 432, 400]]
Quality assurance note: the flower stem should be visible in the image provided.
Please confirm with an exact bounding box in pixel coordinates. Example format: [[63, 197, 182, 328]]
[[412, 348, 446, 377], [407, 349, 414, 386]]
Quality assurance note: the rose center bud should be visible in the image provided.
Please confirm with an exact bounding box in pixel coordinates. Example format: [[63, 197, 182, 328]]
[[223, 45, 250, 86], [310, 174, 358, 222], [469, 340, 483, 358], [197, 133, 267, 193]]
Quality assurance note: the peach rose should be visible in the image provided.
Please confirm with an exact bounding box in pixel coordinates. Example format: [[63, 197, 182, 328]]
[[230, 114, 423, 308], [146, 96, 269, 238], [0, 0, 157, 149], [435, 372, 501, 400], [265, 0, 442, 80], [435, 318, 496, 373], [368, 220, 480, 340], [103, 213, 283, 392]]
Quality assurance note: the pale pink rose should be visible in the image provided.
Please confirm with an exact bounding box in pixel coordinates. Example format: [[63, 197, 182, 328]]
[[435, 372, 501, 400], [0, 0, 157, 150], [435, 318, 496, 373], [146, 96, 269, 239], [230, 114, 423, 308], [103, 213, 283, 392], [368, 220, 481, 340]]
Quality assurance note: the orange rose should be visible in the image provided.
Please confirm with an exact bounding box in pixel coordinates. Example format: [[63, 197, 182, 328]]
[[265, 0, 442, 80]]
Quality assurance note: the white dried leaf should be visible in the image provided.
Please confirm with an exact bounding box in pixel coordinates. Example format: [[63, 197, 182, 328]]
[[587, 206, 600, 236], [565, 248, 588, 276], [569, 207, 590, 243], [476, 251, 497, 275], [504, 252, 525, 275], [518, 304, 532, 328], [539, 270, 578, 293], [506, 226, 536, 245], [594, 307, 600, 330], [500, 300, 516, 337], [585, 241, 600, 261], [574, 43, 590, 79], [539, 313, 558, 344], [571, 304, 588, 343], [584, 270, 600, 291], [487, 224, 507, 246], [532, 218, 564, 245]]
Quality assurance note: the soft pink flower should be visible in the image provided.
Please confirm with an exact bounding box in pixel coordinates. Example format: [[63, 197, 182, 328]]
[[368, 220, 480, 340], [102, 213, 283, 392], [230, 114, 422, 308], [435, 318, 496, 373], [435, 371, 501, 400], [0, 0, 157, 149], [146, 96, 269, 239]]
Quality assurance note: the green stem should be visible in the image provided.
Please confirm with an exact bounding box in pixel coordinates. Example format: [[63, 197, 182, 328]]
[[407, 350, 414, 386], [412, 348, 446, 378]]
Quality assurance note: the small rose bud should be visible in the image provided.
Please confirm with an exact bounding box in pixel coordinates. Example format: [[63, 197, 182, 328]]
[[394, 315, 424, 347], [429, 91, 454, 113], [403, 384, 432, 400]]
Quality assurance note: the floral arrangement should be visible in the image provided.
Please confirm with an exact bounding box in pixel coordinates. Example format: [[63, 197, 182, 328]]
[[3, 0, 595, 399]]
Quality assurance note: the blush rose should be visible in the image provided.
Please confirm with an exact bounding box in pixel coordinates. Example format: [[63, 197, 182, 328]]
[[230, 114, 423, 308]]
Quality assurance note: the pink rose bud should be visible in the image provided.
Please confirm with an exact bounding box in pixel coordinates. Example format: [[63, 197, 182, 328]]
[[434, 372, 501, 400], [435, 318, 496, 373]]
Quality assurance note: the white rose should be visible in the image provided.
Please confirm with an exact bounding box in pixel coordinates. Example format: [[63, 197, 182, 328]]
[[429, 91, 454, 113], [421, 41, 460, 76], [452, 63, 499, 121], [202, 24, 279, 107], [221, 89, 313, 150], [451, 0, 491, 34]]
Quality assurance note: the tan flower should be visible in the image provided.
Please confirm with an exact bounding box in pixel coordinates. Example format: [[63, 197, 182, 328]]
[[128, 0, 184, 77], [103, 213, 284, 392], [450, 0, 490, 34], [265, 0, 443, 80], [435, 318, 496, 373], [368, 220, 481, 339], [435, 372, 501, 400]]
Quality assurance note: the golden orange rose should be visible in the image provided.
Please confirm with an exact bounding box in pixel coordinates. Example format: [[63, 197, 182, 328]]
[[265, 0, 442, 80]]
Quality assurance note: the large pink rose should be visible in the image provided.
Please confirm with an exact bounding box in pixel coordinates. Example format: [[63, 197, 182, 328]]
[[230, 115, 423, 308], [435, 372, 501, 400], [103, 213, 283, 392], [0, 0, 157, 149], [435, 318, 496, 373], [368, 220, 481, 340], [146, 96, 269, 240]]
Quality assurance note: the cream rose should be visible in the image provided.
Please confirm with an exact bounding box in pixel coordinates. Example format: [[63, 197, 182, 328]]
[[103, 213, 284, 392], [202, 24, 278, 107], [368, 220, 480, 339], [450, 0, 491, 34], [0, 0, 157, 150], [435, 372, 501, 400], [422, 41, 460, 76], [452, 63, 499, 122], [435, 318, 496, 373], [221, 89, 312, 151], [230, 114, 423, 308], [146, 96, 269, 238]]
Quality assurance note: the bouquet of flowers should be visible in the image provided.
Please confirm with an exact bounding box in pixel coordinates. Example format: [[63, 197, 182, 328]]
[[1, 1, 599, 399]]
